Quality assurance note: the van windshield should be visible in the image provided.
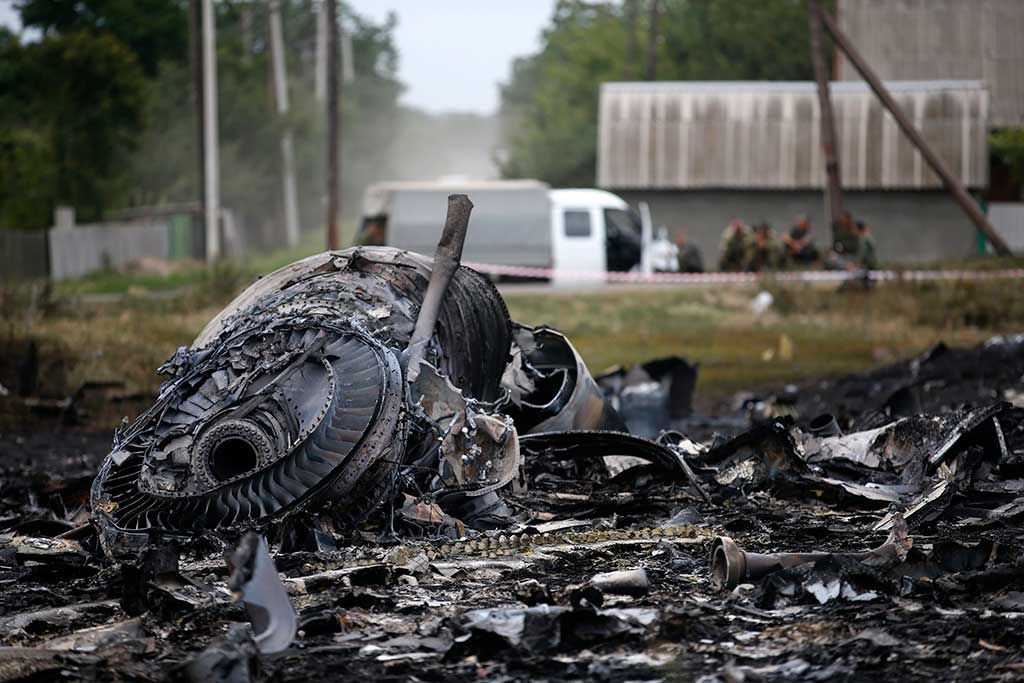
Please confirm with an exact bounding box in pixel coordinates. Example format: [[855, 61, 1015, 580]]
[[604, 208, 641, 237]]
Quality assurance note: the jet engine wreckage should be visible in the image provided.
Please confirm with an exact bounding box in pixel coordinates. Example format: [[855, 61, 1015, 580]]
[[4, 195, 1024, 680], [91, 195, 679, 550]]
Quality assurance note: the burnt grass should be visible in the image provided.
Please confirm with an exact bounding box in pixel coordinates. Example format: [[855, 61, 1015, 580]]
[[2, 334, 1024, 681]]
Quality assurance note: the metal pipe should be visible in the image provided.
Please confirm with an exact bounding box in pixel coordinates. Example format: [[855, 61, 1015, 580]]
[[817, 6, 1012, 256], [326, 0, 340, 251], [808, 413, 841, 438], [403, 194, 474, 381], [710, 529, 908, 590]]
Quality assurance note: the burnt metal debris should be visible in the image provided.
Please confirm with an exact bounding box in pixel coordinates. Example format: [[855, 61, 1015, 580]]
[[3, 197, 1024, 680], [91, 195, 640, 551]]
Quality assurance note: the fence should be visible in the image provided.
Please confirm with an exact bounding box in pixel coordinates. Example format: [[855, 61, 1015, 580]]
[[49, 220, 169, 281], [988, 202, 1024, 252], [1, 211, 203, 282]]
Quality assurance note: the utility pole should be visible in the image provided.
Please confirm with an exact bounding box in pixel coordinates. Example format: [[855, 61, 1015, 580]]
[[326, 0, 341, 251], [808, 0, 844, 245], [816, 6, 1012, 256], [188, 0, 206, 259], [625, 0, 638, 79], [645, 0, 660, 81], [240, 3, 253, 65], [201, 0, 220, 261], [315, 0, 327, 101], [269, 0, 300, 248]]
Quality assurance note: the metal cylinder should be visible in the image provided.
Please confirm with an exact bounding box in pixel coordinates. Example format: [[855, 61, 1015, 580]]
[[711, 536, 830, 590], [590, 568, 650, 596], [709, 532, 907, 590], [808, 413, 842, 438]]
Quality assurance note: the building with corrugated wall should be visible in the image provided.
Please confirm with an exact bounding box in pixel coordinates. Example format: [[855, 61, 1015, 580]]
[[837, 0, 1024, 128], [597, 80, 990, 264]]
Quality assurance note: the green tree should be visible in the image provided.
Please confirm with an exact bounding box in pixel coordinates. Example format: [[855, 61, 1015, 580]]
[[2, 0, 404, 242], [15, 0, 188, 75], [499, 1, 631, 187], [0, 28, 54, 230], [27, 31, 147, 222], [0, 129, 57, 231], [499, 0, 825, 187], [0, 29, 146, 228], [659, 0, 819, 81], [991, 128, 1024, 191], [126, 1, 404, 243]]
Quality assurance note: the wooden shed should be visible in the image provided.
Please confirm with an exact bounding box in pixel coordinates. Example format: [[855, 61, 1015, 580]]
[[597, 80, 992, 264], [837, 0, 1024, 128], [597, 80, 989, 191]]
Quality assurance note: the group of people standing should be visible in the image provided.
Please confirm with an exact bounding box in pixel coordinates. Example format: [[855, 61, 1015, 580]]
[[648, 212, 878, 275], [718, 211, 877, 273]]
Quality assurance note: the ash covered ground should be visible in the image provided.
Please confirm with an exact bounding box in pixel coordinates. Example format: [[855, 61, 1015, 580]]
[[3, 332, 1024, 682]]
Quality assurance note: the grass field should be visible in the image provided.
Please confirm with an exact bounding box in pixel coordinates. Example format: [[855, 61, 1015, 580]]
[[4, 251, 1024, 426], [504, 281, 1020, 403]]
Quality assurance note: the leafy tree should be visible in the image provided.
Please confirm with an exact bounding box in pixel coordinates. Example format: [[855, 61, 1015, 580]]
[[15, 0, 188, 75], [26, 31, 147, 222], [126, 1, 405, 243], [659, 0, 820, 81], [991, 128, 1024, 190], [499, 0, 827, 187], [0, 29, 145, 228], [1, 0, 403, 242], [0, 128, 57, 230], [0, 29, 52, 229], [499, 1, 631, 187]]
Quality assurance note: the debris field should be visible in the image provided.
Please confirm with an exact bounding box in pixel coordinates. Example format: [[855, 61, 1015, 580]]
[[2, 201, 1024, 681]]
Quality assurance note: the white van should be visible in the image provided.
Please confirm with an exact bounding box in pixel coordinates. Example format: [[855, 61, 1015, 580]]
[[548, 188, 644, 281], [359, 180, 646, 283]]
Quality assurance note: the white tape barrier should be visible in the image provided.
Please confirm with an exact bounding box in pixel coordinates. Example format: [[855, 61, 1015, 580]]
[[465, 261, 1024, 285]]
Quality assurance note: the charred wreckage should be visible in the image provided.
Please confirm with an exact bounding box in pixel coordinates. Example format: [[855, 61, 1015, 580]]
[[4, 195, 1024, 680], [91, 195, 664, 549]]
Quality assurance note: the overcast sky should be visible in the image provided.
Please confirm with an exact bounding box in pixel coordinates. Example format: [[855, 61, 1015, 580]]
[[0, 0, 556, 116], [0, 1, 18, 32], [348, 0, 555, 115]]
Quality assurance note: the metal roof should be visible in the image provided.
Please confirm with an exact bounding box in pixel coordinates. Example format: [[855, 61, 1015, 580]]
[[602, 80, 986, 94], [837, 0, 1024, 128], [598, 80, 989, 191]]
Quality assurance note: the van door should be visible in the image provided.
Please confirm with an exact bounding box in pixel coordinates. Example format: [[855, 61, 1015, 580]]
[[603, 207, 643, 272], [552, 206, 605, 283]]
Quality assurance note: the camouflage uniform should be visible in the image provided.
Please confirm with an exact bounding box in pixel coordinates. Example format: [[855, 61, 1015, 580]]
[[857, 231, 878, 270], [718, 223, 751, 272], [746, 229, 785, 272]]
